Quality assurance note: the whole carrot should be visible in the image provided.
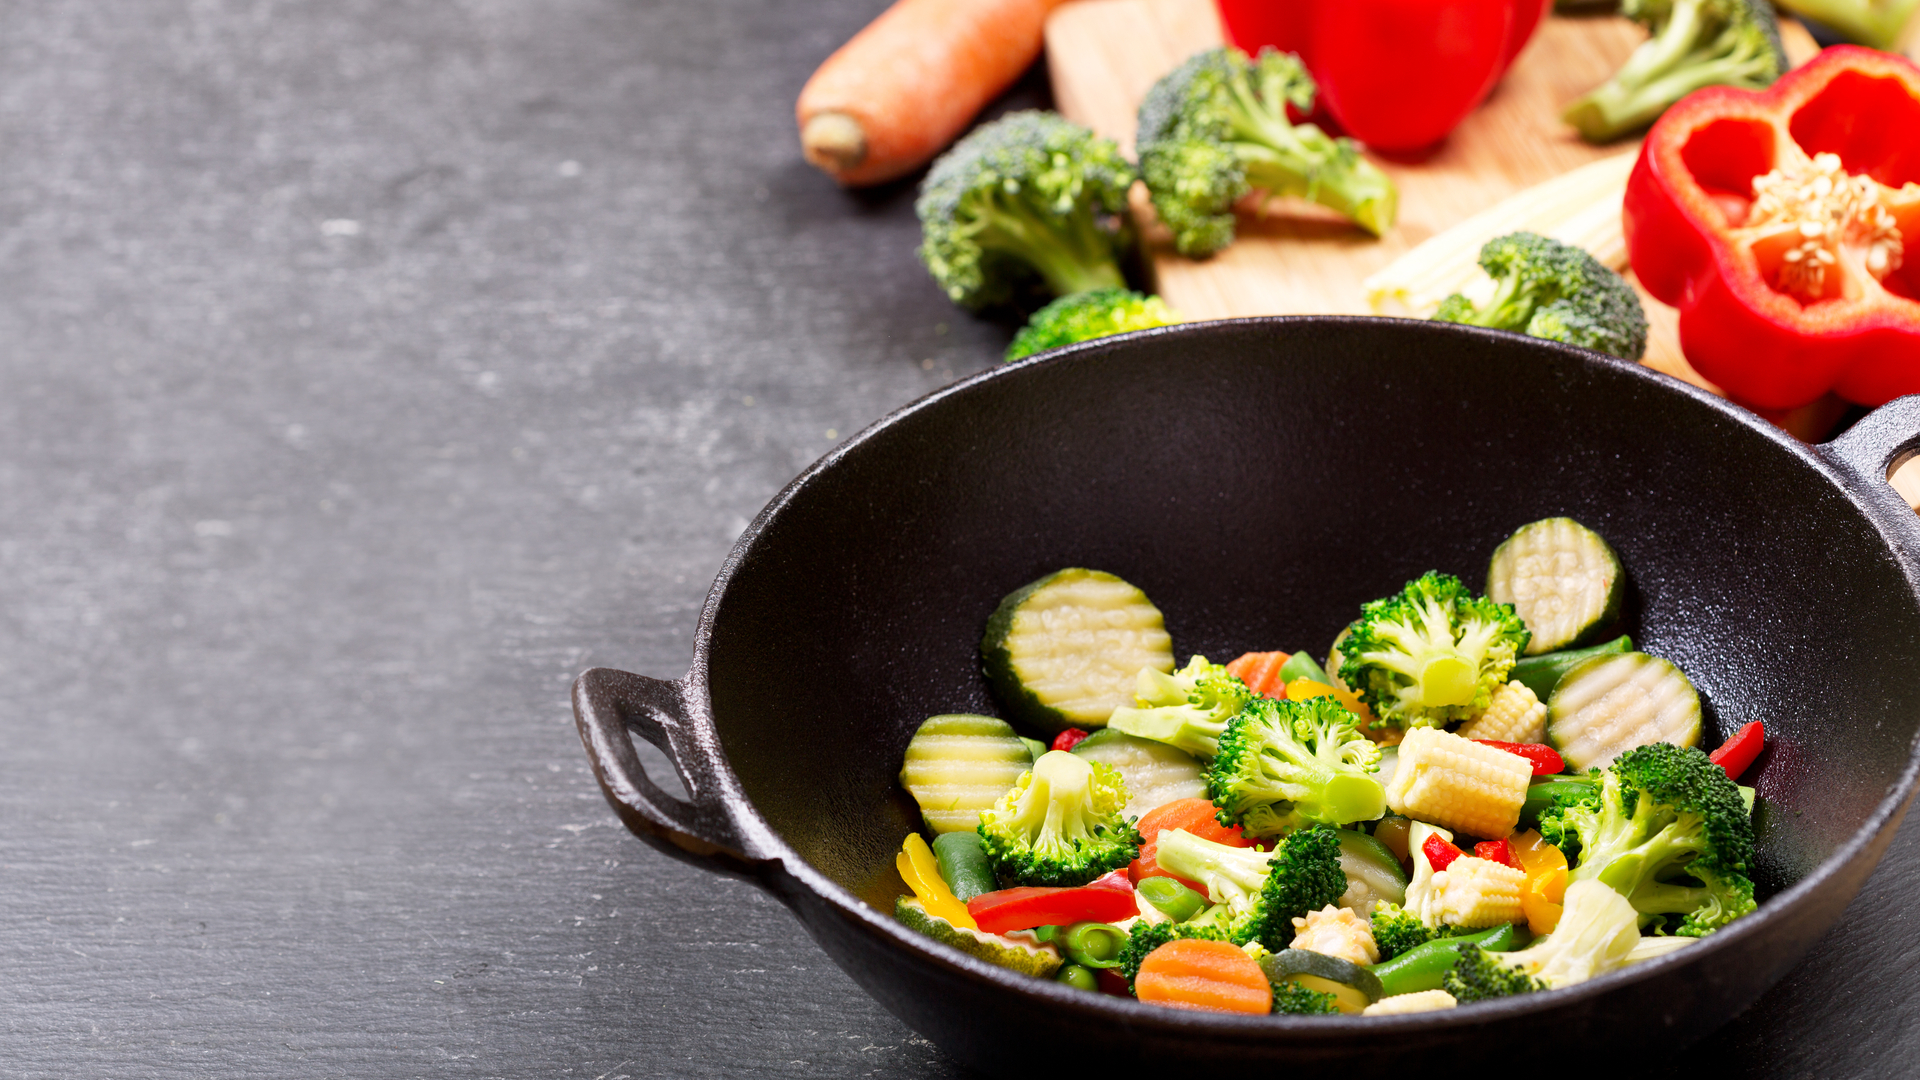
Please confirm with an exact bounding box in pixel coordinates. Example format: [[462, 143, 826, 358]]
[[796, 0, 1071, 187]]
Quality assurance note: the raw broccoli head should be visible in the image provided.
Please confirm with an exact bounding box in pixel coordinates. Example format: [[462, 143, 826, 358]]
[[1004, 288, 1184, 362], [1370, 901, 1450, 960], [1271, 980, 1342, 1014], [1534, 774, 1604, 862], [1551, 742, 1757, 936], [1443, 944, 1548, 1003], [915, 111, 1135, 312], [1107, 653, 1254, 759], [1337, 571, 1531, 730], [1431, 232, 1649, 360], [1116, 919, 1227, 993], [1562, 0, 1784, 142], [1135, 47, 1396, 256], [976, 749, 1141, 887], [1209, 696, 1386, 835], [1153, 825, 1346, 952]]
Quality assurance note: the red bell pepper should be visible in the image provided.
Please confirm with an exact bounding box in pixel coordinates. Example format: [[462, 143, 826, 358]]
[[1709, 721, 1766, 781], [1625, 47, 1920, 414], [1471, 740, 1565, 776], [1422, 833, 1464, 873], [1473, 838, 1517, 868], [1213, 0, 1546, 151], [968, 870, 1136, 934], [1049, 728, 1090, 753]]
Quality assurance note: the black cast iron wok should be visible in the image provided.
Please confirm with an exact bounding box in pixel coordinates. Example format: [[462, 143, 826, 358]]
[[573, 317, 1920, 1074]]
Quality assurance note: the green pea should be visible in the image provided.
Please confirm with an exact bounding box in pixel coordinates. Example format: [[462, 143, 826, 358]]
[[1055, 963, 1097, 991], [1136, 876, 1208, 922], [1372, 923, 1529, 998], [1063, 921, 1128, 969], [1029, 924, 1064, 944]]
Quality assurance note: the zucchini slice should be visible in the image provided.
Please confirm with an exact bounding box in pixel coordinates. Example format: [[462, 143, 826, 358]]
[[1487, 518, 1625, 655], [1335, 829, 1408, 912], [898, 714, 1035, 833], [1546, 652, 1701, 772], [981, 568, 1174, 734], [1260, 949, 1385, 1014], [895, 896, 1064, 977], [1069, 728, 1207, 821]]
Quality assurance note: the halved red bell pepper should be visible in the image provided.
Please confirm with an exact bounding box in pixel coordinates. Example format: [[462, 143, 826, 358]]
[[1625, 46, 1920, 413], [968, 870, 1137, 935]]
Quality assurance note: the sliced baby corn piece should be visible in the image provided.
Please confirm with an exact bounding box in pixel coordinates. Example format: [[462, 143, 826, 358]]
[[1364, 989, 1458, 1015], [1289, 904, 1380, 966], [1428, 856, 1526, 928], [1362, 151, 1637, 317], [1385, 727, 1532, 839], [1455, 681, 1548, 745]]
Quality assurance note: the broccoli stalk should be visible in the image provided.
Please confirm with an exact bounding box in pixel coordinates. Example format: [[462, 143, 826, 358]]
[[1541, 742, 1758, 936], [1107, 654, 1254, 759], [975, 749, 1140, 888], [1153, 826, 1347, 952], [1337, 571, 1531, 731], [916, 111, 1136, 312], [1206, 696, 1386, 837], [1004, 288, 1185, 362], [1562, 0, 1786, 143], [1136, 47, 1397, 257], [1775, 0, 1920, 50], [1431, 232, 1650, 360]]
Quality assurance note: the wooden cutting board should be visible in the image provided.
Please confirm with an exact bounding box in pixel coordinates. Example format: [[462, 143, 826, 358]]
[[1043, 1, 1819, 396]]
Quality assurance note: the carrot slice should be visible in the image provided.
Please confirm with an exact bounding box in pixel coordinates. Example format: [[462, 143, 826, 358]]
[[795, 0, 1073, 187], [1225, 651, 1290, 697], [1130, 797, 1253, 890], [1135, 939, 1273, 1014]]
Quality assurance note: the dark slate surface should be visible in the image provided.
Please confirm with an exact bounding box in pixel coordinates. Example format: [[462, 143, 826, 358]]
[[0, 1, 1914, 1076]]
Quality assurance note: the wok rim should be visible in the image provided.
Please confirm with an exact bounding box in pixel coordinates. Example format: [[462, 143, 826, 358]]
[[678, 315, 1920, 1037]]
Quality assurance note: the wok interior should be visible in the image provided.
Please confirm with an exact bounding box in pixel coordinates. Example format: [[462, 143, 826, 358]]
[[704, 319, 1920, 912]]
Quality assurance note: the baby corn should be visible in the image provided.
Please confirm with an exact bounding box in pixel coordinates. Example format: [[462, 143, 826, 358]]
[[1386, 727, 1532, 839]]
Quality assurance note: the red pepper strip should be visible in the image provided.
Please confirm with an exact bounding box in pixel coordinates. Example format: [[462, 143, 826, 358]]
[[1050, 728, 1090, 753], [1095, 968, 1131, 996], [1422, 833, 1463, 873], [968, 872, 1136, 935], [1474, 839, 1516, 868], [1625, 47, 1920, 414], [1472, 740, 1565, 776], [1709, 721, 1766, 781]]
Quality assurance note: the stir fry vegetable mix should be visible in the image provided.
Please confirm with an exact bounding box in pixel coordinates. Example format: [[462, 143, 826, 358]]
[[893, 517, 1767, 1016]]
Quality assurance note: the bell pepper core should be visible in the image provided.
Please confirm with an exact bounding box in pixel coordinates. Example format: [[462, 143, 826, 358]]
[[1625, 46, 1920, 414]]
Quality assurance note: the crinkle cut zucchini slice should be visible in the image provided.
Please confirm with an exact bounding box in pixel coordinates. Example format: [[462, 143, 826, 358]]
[[981, 568, 1174, 735], [1547, 652, 1701, 772], [1488, 517, 1624, 655]]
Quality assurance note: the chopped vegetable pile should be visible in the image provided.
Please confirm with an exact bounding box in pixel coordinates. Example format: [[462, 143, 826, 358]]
[[892, 516, 1767, 1016]]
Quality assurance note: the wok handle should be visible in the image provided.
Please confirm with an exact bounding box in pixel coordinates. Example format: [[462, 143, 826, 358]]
[[572, 667, 772, 880], [1818, 394, 1920, 549]]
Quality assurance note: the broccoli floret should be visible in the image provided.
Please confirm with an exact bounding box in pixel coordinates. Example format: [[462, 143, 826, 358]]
[[1495, 878, 1645, 988], [1562, 0, 1785, 143], [1108, 654, 1255, 759], [1004, 288, 1184, 362], [1153, 826, 1347, 952], [1135, 47, 1397, 256], [1369, 901, 1463, 960], [1430, 232, 1649, 361], [1546, 742, 1757, 936], [1534, 775, 1603, 862], [1443, 944, 1548, 1003], [915, 111, 1135, 312], [976, 750, 1141, 887], [1336, 571, 1531, 731], [1773, 0, 1920, 50], [1208, 696, 1386, 835], [1116, 920, 1227, 993], [1271, 980, 1342, 1014]]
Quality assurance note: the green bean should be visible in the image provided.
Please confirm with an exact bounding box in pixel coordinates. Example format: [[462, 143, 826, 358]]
[[1521, 778, 1599, 830], [930, 830, 997, 902], [1510, 635, 1632, 701], [1055, 963, 1097, 991], [1062, 921, 1128, 969], [1029, 924, 1063, 943], [1136, 876, 1208, 922], [1372, 922, 1528, 998]]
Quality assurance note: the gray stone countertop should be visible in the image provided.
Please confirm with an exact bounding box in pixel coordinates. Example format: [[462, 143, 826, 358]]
[[1, 1, 1914, 1076]]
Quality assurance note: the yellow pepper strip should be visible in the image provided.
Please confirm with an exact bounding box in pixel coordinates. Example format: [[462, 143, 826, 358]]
[[898, 833, 977, 930], [1509, 830, 1570, 935], [1285, 677, 1393, 744]]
